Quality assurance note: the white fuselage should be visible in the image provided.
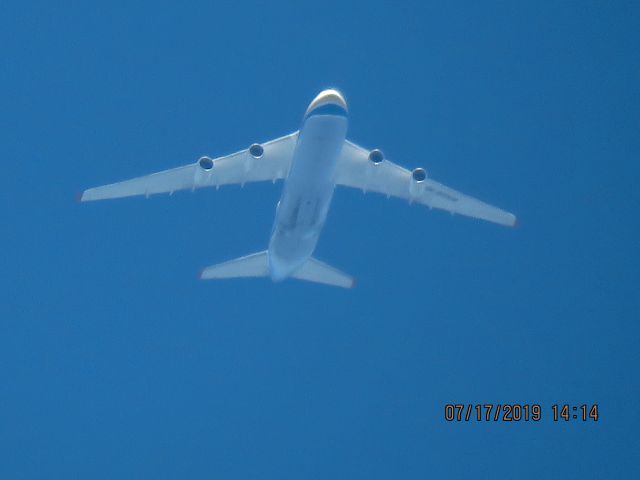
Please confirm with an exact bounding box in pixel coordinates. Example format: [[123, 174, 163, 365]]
[[268, 108, 348, 281]]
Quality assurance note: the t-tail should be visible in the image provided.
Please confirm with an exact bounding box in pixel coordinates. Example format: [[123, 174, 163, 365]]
[[199, 251, 355, 289]]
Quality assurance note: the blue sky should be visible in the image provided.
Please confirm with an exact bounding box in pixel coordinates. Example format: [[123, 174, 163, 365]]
[[1, 1, 639, 478]]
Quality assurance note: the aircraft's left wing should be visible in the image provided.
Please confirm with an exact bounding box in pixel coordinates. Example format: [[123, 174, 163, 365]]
[[81, 132, 298, 202], [335, 140, 517, 227]]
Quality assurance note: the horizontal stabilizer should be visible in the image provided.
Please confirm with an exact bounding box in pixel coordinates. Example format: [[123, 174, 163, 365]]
[[199, 252, 355, 289], [200, 251, 269, 280], [292, 257, 355, 289]]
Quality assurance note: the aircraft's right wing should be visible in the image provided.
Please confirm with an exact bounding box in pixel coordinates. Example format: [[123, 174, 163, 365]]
[[81, 132, 298, 202], [335, 140, 516, 227]]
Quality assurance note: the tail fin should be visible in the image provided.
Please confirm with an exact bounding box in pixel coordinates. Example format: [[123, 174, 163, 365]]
[[292, 257, 356, 289], [199, 251, 269, 280], [199, 251, 355, 289]]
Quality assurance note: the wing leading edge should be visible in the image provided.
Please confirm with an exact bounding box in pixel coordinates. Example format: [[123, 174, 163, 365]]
[[81, 132, 298, 202], [335, 140, 516, 227]]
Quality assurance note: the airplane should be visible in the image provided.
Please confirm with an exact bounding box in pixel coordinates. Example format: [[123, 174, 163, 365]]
[[81, 89, 516, 288]]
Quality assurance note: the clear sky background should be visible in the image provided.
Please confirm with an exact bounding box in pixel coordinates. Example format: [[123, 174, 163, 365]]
[[1, 1, 639, 478]]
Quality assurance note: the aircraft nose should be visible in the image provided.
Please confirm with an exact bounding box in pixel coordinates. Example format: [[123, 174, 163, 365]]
[[305, 88, 348, 117]]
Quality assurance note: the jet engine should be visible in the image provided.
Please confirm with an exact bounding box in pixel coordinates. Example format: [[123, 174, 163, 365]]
[[240, 143, 265, 175], [368, 149, 384, 165], [356, 149, 385, 193], [249, 143, 264, 159], [409, 167, 427, 199], [198, 156, 214, 170], [194, 156, 214, 187]]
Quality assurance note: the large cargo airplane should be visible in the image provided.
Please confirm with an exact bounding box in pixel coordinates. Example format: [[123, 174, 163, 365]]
[[81, 89, 516, 288]]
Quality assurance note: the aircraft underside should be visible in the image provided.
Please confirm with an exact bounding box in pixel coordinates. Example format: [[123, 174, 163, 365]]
[[80, 89, 516, 288]]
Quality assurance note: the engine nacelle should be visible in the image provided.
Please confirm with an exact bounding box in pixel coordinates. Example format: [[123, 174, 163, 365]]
[[194, 156, 214, 187], [198, 156, 214, 170], [368, 149, 384, 165], [242, 143, 265, 176], [249, 143, 264, 159], [409, 167, 427, 199]]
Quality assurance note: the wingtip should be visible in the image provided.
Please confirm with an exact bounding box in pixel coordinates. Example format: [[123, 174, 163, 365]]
[[197, 269, 205, 280], [512, 217, 520, 228], [350, 278, 358, 289], [75, 191, 85, 203]]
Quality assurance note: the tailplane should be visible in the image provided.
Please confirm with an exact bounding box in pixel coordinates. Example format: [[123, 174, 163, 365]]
[[291, 257, 355, 289], [200, 251, 269, 280], [199, 252, 355, 289]]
